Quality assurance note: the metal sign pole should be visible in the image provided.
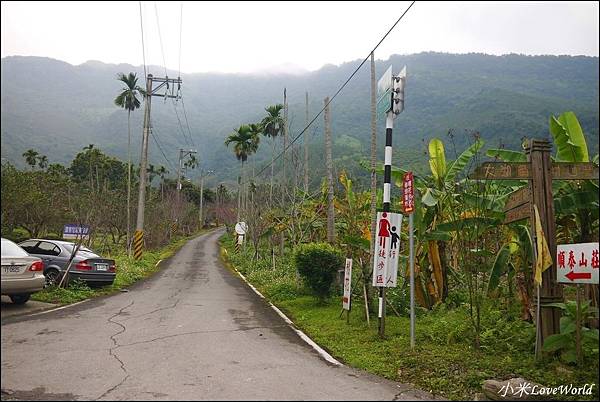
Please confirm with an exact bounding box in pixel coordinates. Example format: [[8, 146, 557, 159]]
[[409, 211, 415, 349], [378, 111, 394, 338]]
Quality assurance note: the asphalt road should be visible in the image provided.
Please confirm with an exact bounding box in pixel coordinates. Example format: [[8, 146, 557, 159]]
[[1, 229, 436, 401]]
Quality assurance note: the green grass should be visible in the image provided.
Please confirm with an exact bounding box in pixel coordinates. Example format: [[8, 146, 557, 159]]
[[31, 231, 208, 305], [219, 233, 599, 401]]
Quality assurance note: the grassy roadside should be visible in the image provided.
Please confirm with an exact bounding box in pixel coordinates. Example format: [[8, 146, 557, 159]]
[[219, 233, 598, 401], [31, 230, 211, 305]]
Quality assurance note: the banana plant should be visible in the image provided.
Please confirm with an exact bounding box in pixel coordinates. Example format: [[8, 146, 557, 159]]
[[485, 111, 598, 319], [368, 137, 484, 307], [487, 111, 599, 243]]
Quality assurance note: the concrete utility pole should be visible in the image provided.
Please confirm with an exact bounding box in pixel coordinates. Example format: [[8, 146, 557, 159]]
[[134, 74, 182, 260], [324, 96, 335, 243], [281, 88, 288, 202], [199, 168, 214, 228], [304, 91, 309, 193], [369, 52, 377, 315]]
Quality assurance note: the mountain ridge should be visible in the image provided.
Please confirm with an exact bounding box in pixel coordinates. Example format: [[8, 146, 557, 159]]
[[1, 52, 598, 186]]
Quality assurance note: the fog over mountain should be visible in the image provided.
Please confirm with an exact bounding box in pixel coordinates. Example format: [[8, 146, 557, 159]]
[[1, 52, 598, 187]]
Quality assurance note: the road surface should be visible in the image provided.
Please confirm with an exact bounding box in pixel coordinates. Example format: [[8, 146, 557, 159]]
[[1, 229, 435, 401]]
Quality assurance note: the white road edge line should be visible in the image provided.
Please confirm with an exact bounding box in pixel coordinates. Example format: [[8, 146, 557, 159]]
[[233, 267, 342, 366], [27, 299, 90, 317]]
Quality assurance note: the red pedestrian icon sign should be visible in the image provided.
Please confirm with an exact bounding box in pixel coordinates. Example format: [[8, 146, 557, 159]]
[[372, 211, 403, 288]]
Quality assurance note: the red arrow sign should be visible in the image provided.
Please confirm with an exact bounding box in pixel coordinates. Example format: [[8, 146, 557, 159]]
[[565, 271, 592, 281]]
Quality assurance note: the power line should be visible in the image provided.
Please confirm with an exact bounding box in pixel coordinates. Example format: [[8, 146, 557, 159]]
[[171, 99, 193, 147], [179, 95, 196, 147], [252, 1, 416, 181], [149, 119, 176, 172], [154, 1, 168, 76], [178, 2, 183, 78], [139, 1, 147, 78]]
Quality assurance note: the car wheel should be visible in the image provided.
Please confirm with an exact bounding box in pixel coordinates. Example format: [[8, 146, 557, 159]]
[[9, 294, 30, 305], [45, 269, 61, 287]]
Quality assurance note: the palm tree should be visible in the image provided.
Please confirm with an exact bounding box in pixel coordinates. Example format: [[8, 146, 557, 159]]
[[37, 155, 48, 170], [260, 104, 284, 206], [248, 123, 263, 179], [83, 144, 96, 191], [146, 164, 157, 186], [114, 72, 145, 256], [22, 149, 39, 170], [157, 165, 168, 200], [184, 154, 199, 171], [225, 124, 260, 222]]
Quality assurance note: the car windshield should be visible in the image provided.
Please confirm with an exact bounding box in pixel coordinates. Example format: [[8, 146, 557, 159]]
[[1, 239, 29, 257]]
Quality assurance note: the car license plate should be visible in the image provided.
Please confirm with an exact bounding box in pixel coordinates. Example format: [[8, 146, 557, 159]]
[[96, 264, 108, 271], [3, 266, 21, 273]]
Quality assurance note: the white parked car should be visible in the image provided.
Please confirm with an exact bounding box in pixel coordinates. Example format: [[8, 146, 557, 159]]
[[1, 237, 45, 304]]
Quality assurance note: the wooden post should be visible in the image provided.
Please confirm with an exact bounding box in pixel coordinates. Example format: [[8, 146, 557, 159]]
[[525, 138, 562, 344]]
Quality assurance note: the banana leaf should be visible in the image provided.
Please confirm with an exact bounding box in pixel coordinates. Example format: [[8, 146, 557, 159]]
[[436, 217, 502, 232], [487, 244, 510, 295], [446, 138, 484, 182], [421, 187, 440, 207], [554, 190, 599, 215], [550, 112, 589, 162], [486, 148, 527, 162], [423, 230, 452, 241], [428, 138, 447, 186]]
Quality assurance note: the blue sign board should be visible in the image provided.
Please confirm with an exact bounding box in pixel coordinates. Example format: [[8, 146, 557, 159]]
[[63, 224, 90, 239]]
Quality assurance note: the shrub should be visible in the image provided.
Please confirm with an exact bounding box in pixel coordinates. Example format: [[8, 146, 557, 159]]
[[294, 242, 344, 304]]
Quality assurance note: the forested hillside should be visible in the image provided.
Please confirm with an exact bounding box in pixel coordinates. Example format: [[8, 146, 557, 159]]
[[1, 52, 598, 187]]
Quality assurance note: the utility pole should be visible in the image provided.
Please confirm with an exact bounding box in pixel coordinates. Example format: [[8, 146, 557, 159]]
[[199, 168, 214, 228], [281, 88, 288, 202], [369, 52, 377, 315], [134, 74, 182, 260], [324, 96, 335, 243], [304, 91, 309, 193]]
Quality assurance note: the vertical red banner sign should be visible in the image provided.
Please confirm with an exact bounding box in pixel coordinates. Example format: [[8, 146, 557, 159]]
[[403, 172, 414, 213]]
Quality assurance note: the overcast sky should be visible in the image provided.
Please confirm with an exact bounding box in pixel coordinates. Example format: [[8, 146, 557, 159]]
[[1, 1, 598, 74]]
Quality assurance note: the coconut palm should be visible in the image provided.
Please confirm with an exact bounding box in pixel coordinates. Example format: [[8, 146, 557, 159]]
[[22, 149, 39, 170], [260, 104, 284, 206], [225, 124, 260, 222], [114, 72, 145, 255]]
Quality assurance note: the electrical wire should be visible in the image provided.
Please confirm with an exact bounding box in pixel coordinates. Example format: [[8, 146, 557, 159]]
[[178, 2, 183, 78], [139, 1, 147, 78], [171, 100, 193, 147], [179, 95, 196, 147], [154, 2, 168, 76], [150, 119, 176, 172], [250, 0, 416, 181]]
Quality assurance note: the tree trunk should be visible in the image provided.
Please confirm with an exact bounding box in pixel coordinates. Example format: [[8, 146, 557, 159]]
[[127, 111, 132, 256], [324, 96, 335, 243], [270, 137, 275, 208], [237, 161, 242, 223]]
